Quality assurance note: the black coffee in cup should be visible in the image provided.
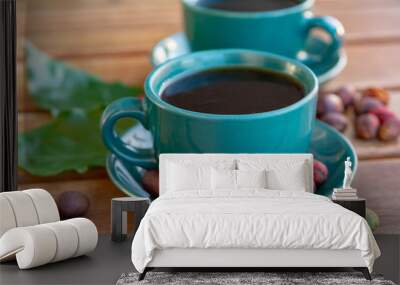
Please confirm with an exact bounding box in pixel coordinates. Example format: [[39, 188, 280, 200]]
[[160, 67, 305, 115], [196, 0, 299, 12]]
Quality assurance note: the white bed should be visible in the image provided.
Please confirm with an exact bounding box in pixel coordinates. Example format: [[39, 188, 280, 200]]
[[131, 154, 380, 280]]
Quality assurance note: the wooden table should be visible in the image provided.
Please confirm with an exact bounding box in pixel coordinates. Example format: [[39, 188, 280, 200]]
[[16, 0, 400, 233]]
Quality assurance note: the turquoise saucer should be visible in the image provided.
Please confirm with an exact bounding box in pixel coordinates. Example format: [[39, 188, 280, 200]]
[[151, 32, 347, 85], [106, 120, 357, 198]]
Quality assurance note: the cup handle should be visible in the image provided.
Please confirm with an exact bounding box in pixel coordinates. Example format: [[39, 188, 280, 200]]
[[101, 97, 158, 169], [299, 15, 344, 66]]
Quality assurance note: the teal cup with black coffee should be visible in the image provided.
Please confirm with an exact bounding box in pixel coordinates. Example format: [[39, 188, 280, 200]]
[[182, 0, 344, 66], [101, 49, 318, 169]]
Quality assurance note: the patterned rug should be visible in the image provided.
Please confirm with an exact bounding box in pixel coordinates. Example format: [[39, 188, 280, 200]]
[[116, 271, 396, 285]]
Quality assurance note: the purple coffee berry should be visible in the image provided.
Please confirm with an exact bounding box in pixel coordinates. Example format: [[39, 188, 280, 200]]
[[335, 85, 357, 108], [56, 191, 90, 219], [321, 112, 348, 132], [356, 113, 380, 140], [317, 93, 344, 116], [355, 96, 383, 115], [313, 160, 329, 186]]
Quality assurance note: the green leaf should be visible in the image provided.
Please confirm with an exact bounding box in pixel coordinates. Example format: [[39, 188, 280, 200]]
[[25, 42, 142, 114], [19, 44, 142, 176], [19, 109, 109, 176]]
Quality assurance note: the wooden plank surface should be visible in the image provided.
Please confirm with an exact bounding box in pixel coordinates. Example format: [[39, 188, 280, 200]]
[[316, 0, 400, 12], [16, 0, 400, 234], [316, 1, 400, 44], [18, 112, 51, 132], [354, 159, 400, 234], [20, 0, 400, 59], [324, 43, 400, 90], [16, 42, 400, 112]]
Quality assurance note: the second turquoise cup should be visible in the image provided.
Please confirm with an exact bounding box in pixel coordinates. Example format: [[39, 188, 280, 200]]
[[101, 49, 318, 169], [182, 0, 344, 66]]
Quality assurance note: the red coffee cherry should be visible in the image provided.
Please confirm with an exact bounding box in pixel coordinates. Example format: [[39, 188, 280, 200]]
[[313, 160, 329, 186], [370, 106, 396, 124], [378, 117, 400, 141]]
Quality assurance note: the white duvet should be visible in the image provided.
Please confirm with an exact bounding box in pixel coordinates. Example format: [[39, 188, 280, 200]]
[[131, 190, 380, 273]]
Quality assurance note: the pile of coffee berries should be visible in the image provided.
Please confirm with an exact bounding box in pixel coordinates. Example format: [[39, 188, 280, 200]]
[[317, 86, 400, 141], [317, 87, 350, 132]]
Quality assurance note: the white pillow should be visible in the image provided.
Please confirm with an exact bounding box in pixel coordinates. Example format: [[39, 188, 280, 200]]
[[238, 159, 308, 191], [167, 162, 211, 191], [211, 169, 268, 190], [165, 159, 236, 192], [267, 169, 307, 192], [236, 169, 267, 189], [211, 168, 236, 190]]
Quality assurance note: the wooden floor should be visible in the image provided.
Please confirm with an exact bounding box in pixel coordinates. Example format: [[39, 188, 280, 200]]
[[16, 0, 400, 233]]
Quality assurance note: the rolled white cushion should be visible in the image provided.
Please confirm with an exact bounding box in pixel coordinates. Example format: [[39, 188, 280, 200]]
[[0, 226, 57, 269], [0, 192, 39, 227], [65, 218, 98, 257], [0, 218, 98, 269], [23, 189, 60, 224], [42, 221, 79, 262], [0, 196, 17, 237]]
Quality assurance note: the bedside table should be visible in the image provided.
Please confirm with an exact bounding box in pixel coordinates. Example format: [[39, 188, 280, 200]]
[[111, 197, 150, 242], [332, 198, 366, 218]]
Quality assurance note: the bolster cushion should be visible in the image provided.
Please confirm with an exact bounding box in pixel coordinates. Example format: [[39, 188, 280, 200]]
[[0, 218, 98, 269], [0, 196, 17, 237], [0, 189, 60, 237]]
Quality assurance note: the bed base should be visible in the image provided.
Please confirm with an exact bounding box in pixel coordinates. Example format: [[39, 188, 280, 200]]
[[138, 267, 371, 281], [138, 248, 372, 281]]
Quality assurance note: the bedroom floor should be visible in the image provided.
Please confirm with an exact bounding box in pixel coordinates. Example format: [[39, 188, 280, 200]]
[[0, 235, 398, 285]]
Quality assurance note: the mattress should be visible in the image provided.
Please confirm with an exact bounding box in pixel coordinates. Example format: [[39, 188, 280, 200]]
[[131, 190, 380, 273]]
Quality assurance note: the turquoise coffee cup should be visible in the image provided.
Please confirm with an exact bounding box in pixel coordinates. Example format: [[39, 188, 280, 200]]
[[101, 49, 318, 169], [182, 0, 344, 66]]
